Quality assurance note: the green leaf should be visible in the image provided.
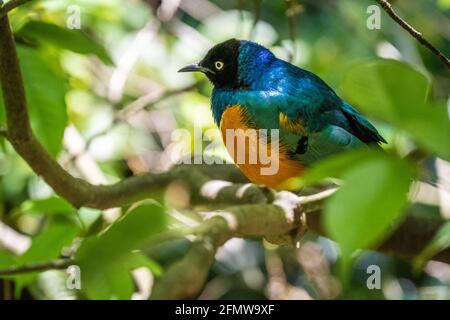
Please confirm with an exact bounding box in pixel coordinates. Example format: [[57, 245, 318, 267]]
[[400, 101, 450, 161], [20, 46, 68, 156], [18, 197, 102, 235], [20, 196, 75, 215], [19, 196, 103, 232], [324, 153, 413, 281], [413, 221, 450, 272], [78, 207, 103, 235], [438, 0, 450, 9], [7, 218, 79, 296], [18, 21, 114, 66], [341, 59, 450, 160], [0, 46, 68, 156], [0, 251, 16, 269], [286, 148, 375, 189], [74, 201, 166, 299]]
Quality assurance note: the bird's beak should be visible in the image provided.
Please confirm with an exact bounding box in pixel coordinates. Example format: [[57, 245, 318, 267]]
[[178, 63, 214, 74]]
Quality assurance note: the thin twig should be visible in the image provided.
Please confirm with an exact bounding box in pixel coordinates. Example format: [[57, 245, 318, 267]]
[[376, 0, 450, 70], [0, 259, 73, 276], [118, 81, 200, 119], [298, 188, 337, 205], [0, 0, 32, 18]]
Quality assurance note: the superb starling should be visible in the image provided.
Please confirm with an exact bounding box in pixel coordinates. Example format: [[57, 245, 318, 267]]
[[179, 39, 385, 188]]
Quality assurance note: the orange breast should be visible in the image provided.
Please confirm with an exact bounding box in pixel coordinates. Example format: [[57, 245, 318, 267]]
[[219, 105, 304, 189]]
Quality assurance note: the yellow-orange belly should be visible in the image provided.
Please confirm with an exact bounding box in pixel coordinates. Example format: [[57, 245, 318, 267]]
[[219, 105, 304, 189]]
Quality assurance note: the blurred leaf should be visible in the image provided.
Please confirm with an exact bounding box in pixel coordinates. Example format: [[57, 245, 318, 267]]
[[18, 21, 114, 66], [20, 46, 68, 156], [413, 221, 450, 272], [20, 196, 75, 215], [286, 148, 374, 188], [78, 207, 103, 235], [438, 0, 450, 9], [18, 197, 102, 235], [7, 218, 78, 296], [341, 59, 450, 160], [0, 46, 68, 156], [0, 251, 16, 269], [74, 201, 166, 299], [1, 152, 31, 200], [401, 101, 450, 160], [324, 153, 413, 281]]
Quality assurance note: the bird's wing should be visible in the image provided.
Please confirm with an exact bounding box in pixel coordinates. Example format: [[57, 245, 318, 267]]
[[275, 61, 385, 146], [298, 125, 366, 165], [340, 102, 386, 144]]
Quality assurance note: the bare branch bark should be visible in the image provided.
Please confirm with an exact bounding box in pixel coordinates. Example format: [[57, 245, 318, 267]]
[[376, 0, 450, 69]]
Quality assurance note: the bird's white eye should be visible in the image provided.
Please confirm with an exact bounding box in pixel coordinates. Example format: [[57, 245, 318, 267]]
[[215, 61, 224, 70]]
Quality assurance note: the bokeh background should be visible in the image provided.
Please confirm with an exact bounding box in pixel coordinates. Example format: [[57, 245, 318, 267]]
[[0, 0, 449, 300]]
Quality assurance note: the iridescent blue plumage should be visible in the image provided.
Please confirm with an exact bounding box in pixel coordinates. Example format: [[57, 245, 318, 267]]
[[179, 39, 385, 186], [210, 40, 385, 166]]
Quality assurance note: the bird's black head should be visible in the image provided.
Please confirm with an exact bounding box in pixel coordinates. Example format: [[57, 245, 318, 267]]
[[178, 39, 242, 89]]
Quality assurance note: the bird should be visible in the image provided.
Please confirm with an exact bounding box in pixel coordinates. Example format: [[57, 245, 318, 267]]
[[179, 39, 385, 189]]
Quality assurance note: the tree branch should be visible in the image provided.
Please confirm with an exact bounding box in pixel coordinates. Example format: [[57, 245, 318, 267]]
[[376, 0, 450, 70], [0, 259, 73, 276], [151, 197, 307, 299], [0, 0, 32, 18], [0, 186, 448, 298], [151, 188, 450, 299]]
